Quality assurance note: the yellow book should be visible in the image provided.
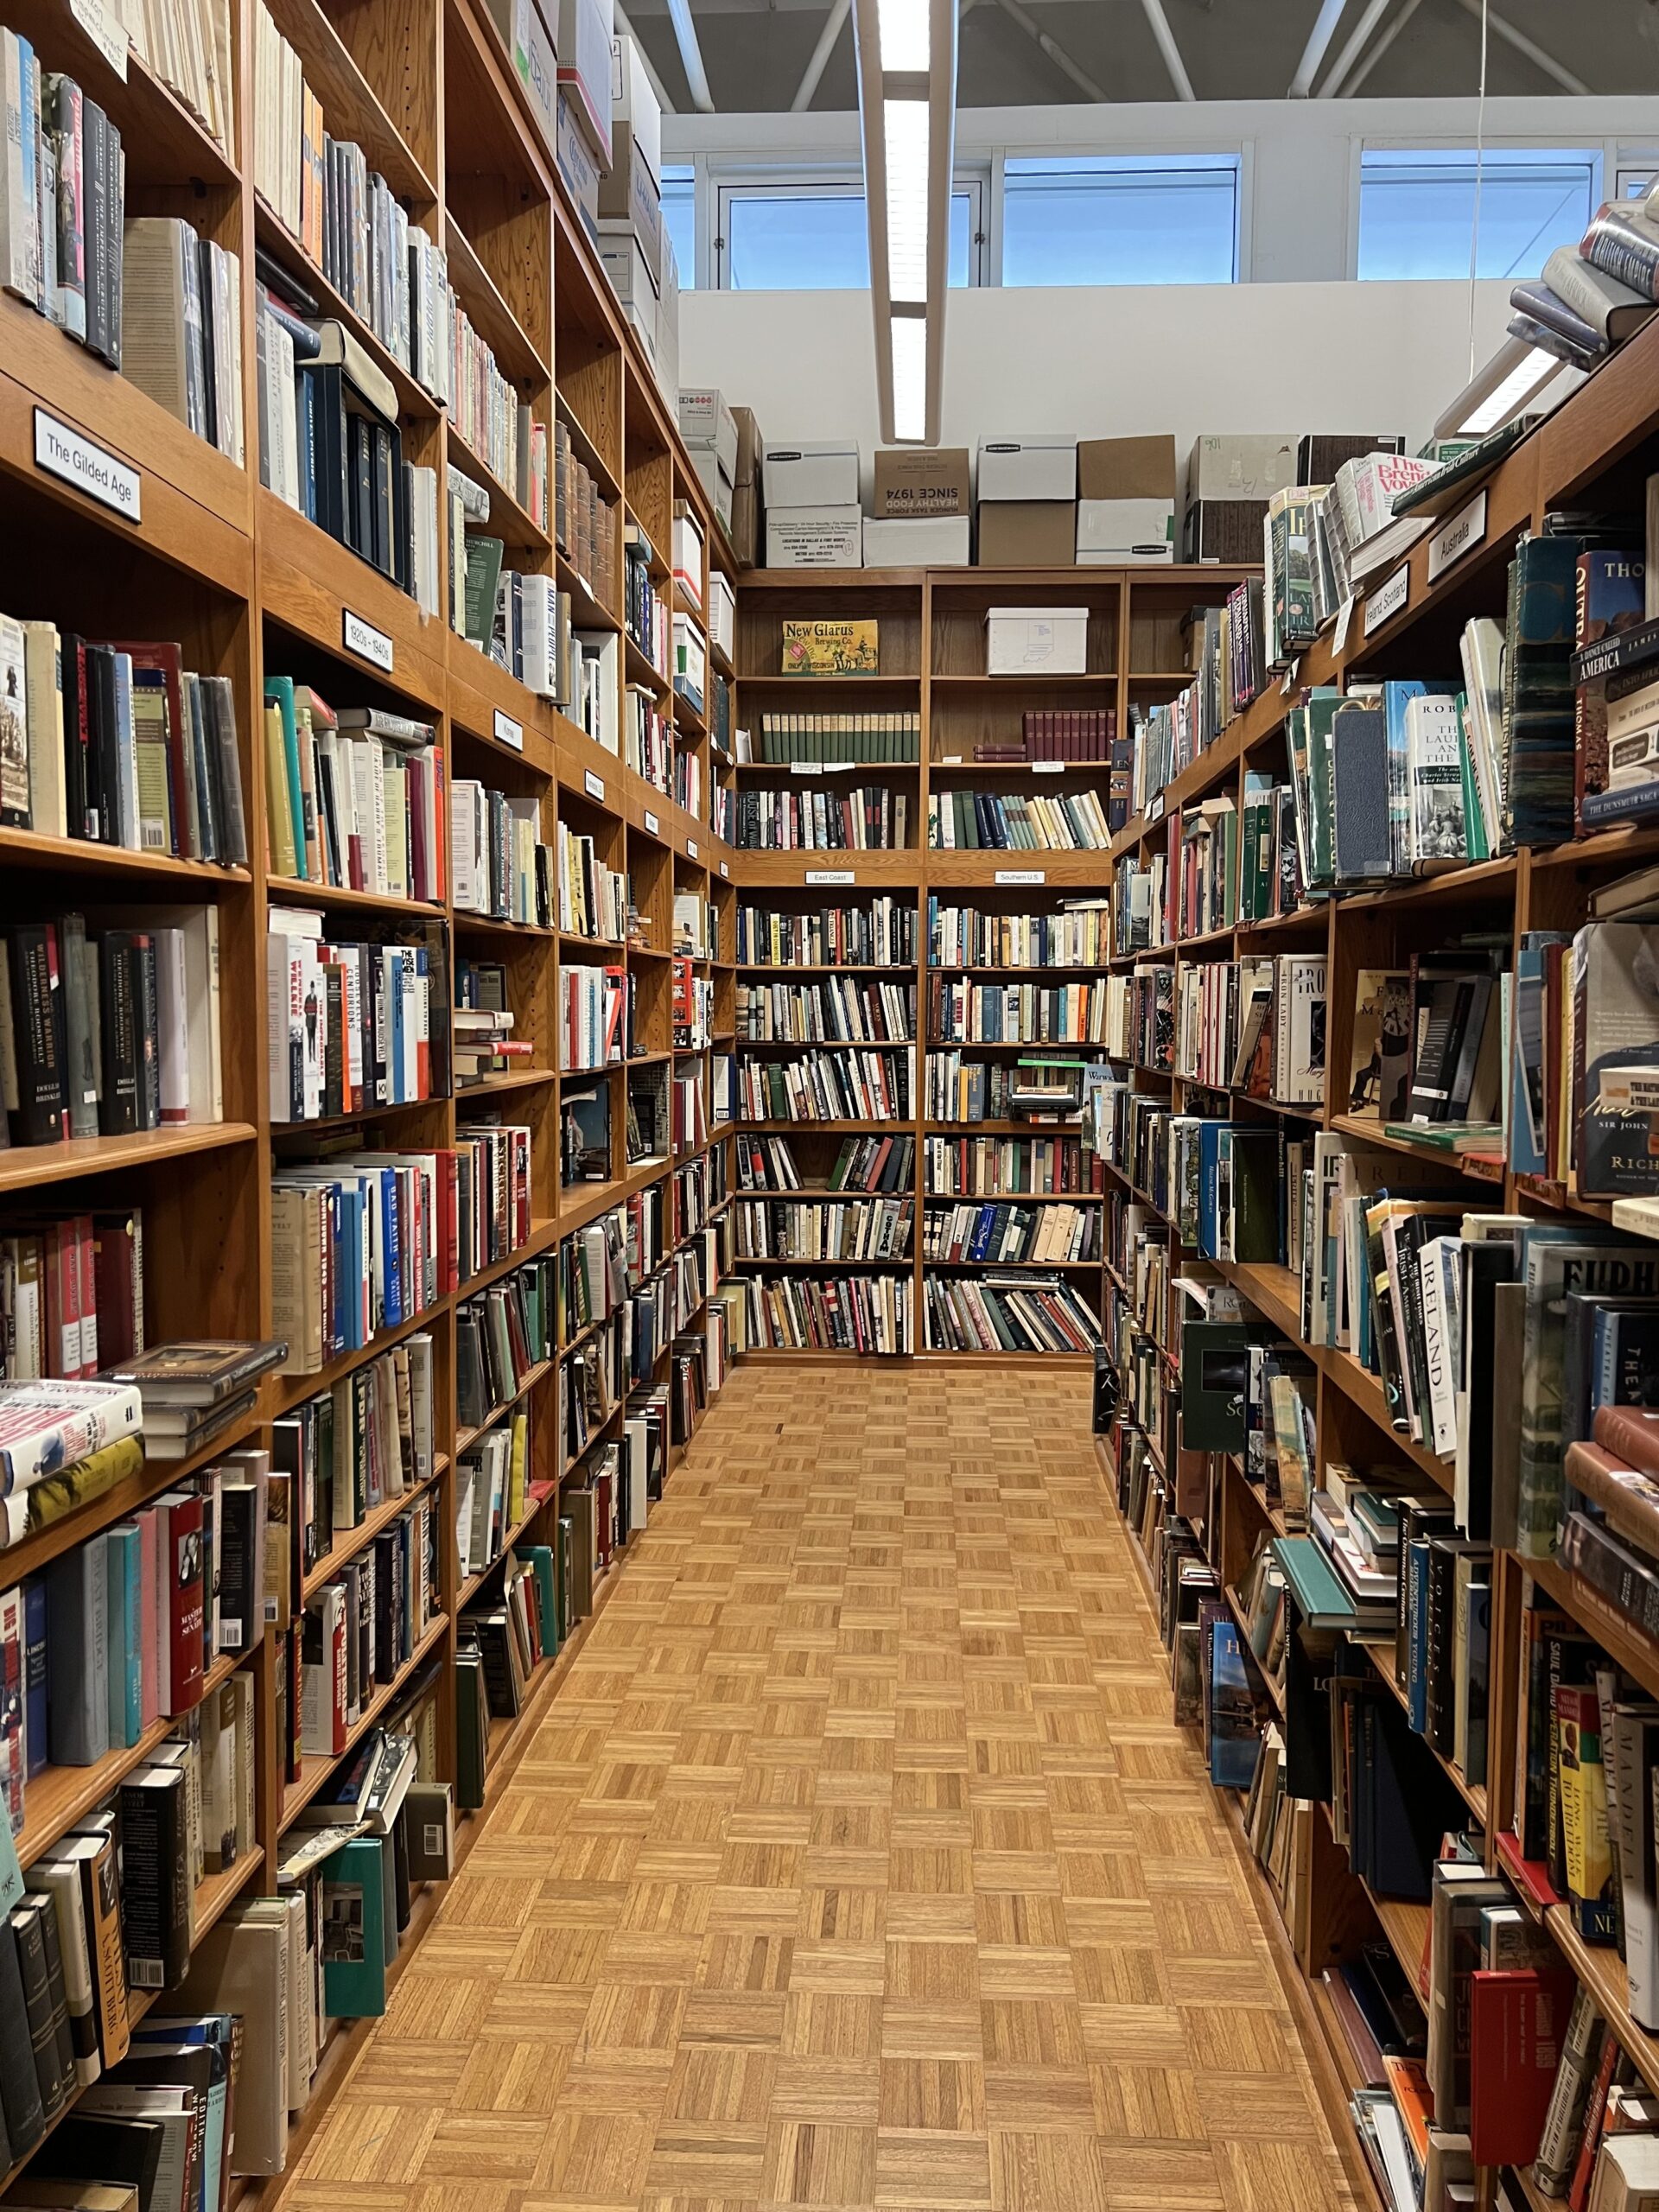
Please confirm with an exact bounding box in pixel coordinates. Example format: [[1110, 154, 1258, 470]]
[[781, 620, 879, 676], [508, 1410, 528, 1523], [264, 702, 296, 877]]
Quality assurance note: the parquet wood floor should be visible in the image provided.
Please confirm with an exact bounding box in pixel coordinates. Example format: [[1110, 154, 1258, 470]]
[[279, 1368, 1357, 2212]]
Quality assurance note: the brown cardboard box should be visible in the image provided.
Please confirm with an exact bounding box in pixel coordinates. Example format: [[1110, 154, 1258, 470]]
[[596, 127, 663, 276], [1077, 435, 1177, 502], [872, 447, 971, 518], [731, 405, 763, 568], [976, 501, 1076, 569]]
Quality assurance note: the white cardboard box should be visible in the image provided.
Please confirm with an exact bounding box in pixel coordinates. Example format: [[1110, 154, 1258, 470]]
[[654, 229, 678, 415], [555, 87, 600, 241], [598, 219, 659, 308], [609, 34, 660, 184], [763, 440, 859, 510], [863, 514, 970, 567], [692, 449, 734, 529], [977, 435, 1077, 504], [557, 0, 613, 165], [766, 505, 863, 569], [1076, 497, 1175, 564], [985, 606, 1089, 677], [481, 0, 557, 154], [679, 388, 738, 480], [673, 508, 704, 604], [709, 570, 736, 661]]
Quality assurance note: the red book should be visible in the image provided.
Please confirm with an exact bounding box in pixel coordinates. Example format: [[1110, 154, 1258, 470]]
[[74, 1213, 96, 1376], [1468, 1967, 1576, 2166], [1568, 2024, 1623, 2211], [158, 1489, 205, 1715], [1592, 1404, 1659, 1479]]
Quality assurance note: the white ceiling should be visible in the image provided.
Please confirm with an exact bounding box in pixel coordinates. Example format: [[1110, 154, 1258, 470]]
[[620, 0, 1659, 114]]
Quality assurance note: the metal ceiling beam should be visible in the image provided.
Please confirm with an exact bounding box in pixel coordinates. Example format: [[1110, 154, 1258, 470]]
[[1289, 0, 1348, 95], [1446, 0, 1590, 94], [663, 0, 716, 111], [988, 0, 1109, 102], [791, 0, 851, 110], [1138, 0, 1195, 100], [1315, 0, 1390, 94], [1344, 0, 1421, 92]]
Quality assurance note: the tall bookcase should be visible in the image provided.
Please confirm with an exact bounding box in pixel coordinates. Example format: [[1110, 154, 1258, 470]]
[[728, 563, 1249, 1359], [1090, 322, 1659, 2212], [0, 0, 736, 2190]]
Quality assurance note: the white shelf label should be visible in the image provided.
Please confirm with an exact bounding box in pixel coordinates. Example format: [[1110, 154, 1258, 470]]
[[1147, 793, 1165, 823], [70, 0, 127, 75], [686, 839, 699, 858], [1427, 488, 1488, 583], [493, 708, 523, 751], [342, 608, 393, 671], [1280, 657, 1300, 696], [1363, 563, 1410, 638], [720, 861, 729, 878], [1333, 595, 1357, 655], [794, 763, 824, 777], [643, 808, 659, 835], [806, 868, 855, 885], [995, 868, 1046, 885], [584, 769, 605, 801], [35, 408, 139, 521], [1033, 762, 1065, 775]]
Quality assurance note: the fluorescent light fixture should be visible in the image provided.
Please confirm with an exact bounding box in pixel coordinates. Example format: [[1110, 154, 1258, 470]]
[[1432, 332, 1566, 439], [853, 0, 957, 444]]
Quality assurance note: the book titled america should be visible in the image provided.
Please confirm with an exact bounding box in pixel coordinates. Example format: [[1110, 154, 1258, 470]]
[[0, 1380, 143, 1493]]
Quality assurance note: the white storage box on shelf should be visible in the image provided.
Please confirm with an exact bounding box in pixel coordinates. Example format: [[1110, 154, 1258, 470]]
[[985, 607, 1089, 677]]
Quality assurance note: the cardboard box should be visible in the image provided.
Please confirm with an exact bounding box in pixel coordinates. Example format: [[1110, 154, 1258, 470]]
[[731, 405, 763, 567], [481, 0, 558, 156], [653, 229, 678, 416], [1076, 435, 1176, 563], [1184, 433, 1297, 508], [872, 447, 970, 519], [763, 440, 859, 510], [596, 131, 662, 276], [709, 570, 736, 661], [609, 34, 660, 184], [766, 506, 862, 569], [679, 389, 738, 480], [556, 88, 601, 242], [863, 514, 970, 566], [598, 222, 657, 365], [977, 435, 1077, 504], [692, 449, 734, 531], [986, 607, 1089, 677], [556, 0, 613, 165], [976, 500, 1077, 569], [673, 505, 703, 605]]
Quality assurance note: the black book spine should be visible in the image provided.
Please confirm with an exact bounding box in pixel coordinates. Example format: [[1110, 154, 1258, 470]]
[[218, 1482, 256, 1654], [10, 925, 67, 1147], [91, 644, 118, 844], [133, 931, 160, 1128], [61, 635, 92, 840], [103, 118, 123, 371], [99, 931, 139, 1133], [82, 99, 106, 363], [27, 1891, 81, 2097], [11, 1904, 72, 2120], [0, 1918, 44, 2159]]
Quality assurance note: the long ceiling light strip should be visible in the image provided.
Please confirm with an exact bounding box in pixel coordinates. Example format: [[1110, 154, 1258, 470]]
[[854, 0, 957, 444]]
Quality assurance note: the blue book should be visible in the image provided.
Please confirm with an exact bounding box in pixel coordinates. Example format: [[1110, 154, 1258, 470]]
[[1197, 1120, 1226, 1260], [130, 2013, 233, 2212], [22, 1578, 48, 1781], [1207, 1620, 1259, 1790], [1381, 679, 1428, 877], [105, 1522, 143, 1748]]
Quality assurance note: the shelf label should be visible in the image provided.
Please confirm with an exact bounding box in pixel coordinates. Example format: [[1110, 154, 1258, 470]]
[[793, 764, 824, 777], [1427, 488, 1488, 582], [942, 753, 963, 765], [806, 868, 854, 885], [70, 0, 127, 75], [1333, 595, 1357, 655], [1363, 563, 1410, 638], [1147, 792, 1165, 823], [342, 608, 393, 672], [686, 839, 699, 858], [493, 708, 523, 751], [995, 868, 1046, 885], [584, 769, 605, 801], [1033, 762, 1065, 775], [1280, 657, 1300, 696], [643, 808, 659, 834], [34, 408, 139, 521], [720, 861, 729, 878]]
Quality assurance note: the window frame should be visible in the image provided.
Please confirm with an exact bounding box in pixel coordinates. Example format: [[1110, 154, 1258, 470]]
[[995, 148, 1246, 288], [1349, 138, 1605, 282], [709, 165, 988, 291]]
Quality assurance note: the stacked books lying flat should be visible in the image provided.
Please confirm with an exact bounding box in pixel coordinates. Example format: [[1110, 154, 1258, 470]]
[[557, 823, 628, 944], [930, 976, 1107, 1046], [734, 1195, 912, 1262], [267, 913, 448, 1122], [746, 713, 922, 765], [1508, 194, 1659, 371], [923, 1200, 1096, 1265], [741, 1272, 912, 1355], [105, 1338, 288, 1465], [276, 1335, 436, 1578], [3, 906, 226, 1147], [454, 957, 533, 1090], [263, 686, 442, 899], [927, 899, 1111, 969], [927, 788, 1110, 851], [924, 1133, 1102, 1198], [922, 1272, 1100, 1352], [736, 976, 915, 1045], [450, 782, 551, 925], [732, 1131, 914, 1196], [0, 620, 246, 864], [734, 785, 908, 851], [733, 1046, 912, 1122], [734, 899, 915, 968]]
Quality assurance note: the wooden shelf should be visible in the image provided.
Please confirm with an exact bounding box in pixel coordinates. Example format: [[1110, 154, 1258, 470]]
[[303, 1467, 448, 1603], [455, 1357, 555, 1458], [281, 1614, 451, 1827], [0, 1119, 257, 1196], [0, 826, 251, 888]]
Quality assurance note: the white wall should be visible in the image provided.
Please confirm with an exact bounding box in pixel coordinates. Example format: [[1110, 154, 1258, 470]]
[[678, 278, 1519, 486]]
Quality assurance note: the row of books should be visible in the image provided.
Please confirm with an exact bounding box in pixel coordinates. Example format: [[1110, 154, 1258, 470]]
[[276, 1333, 435, 1577], [5, 906, 224, 1148], [624, 682, 672, 801], [270, 1125, 532, 1373], [454, 1411, 538, 1580], [0, 1210, 143, 1383], [1515, 909, 1659, 1200], [927, 787, 1112, 852], [1170, 951, 1333, 1107], [556, 822, 627, 944], [455, 1259, 554, 1437], [0, 45, 123, 371], [559, 963, 627, 1074], [747, 712, 923, 765], [623, 527, 671, 683], [739, 1271, 912, 1355], [732, 785, 909, 852], [450, 781, 550, 925], [920, 1271, 1100, 1352], [123, 217, 244, 463], [1129, 578, 1266, 817], [266, 916, 443, 1122], [734, 976, 915, 1045], [730, 1130, 915, 1197], [925, 899, 1111, 970], [733, 1046, 912, 1124], [732, 1194, 912, 1262], [969, 709, 1119, 764], [929, 976, 1108, 1046], [1510, 204, 1659, 370], [922, 1200, 1097, 1266], [553, 420, 619, 618], [734, 899, 915, 969], [925, 1052, 1088, 1125], [0, 621, 245, 864], [297, 1492, 438, 1756], [924, 1132, 1103, 1198], [263, 685, 442, 899]]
